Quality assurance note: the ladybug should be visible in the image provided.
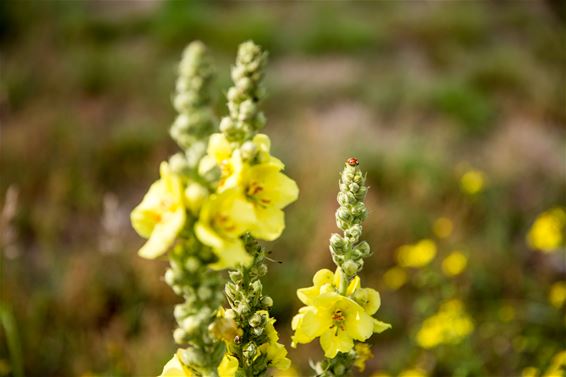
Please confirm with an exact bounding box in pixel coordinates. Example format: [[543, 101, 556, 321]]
[[346, 157, 359, 166]]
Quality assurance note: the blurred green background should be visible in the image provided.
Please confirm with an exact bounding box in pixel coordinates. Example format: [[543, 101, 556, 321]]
[[1, 1, 565, 376]]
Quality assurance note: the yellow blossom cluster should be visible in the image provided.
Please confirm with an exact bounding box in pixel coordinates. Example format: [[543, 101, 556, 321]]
[[416, 299, 473, 349], [396, 239, 437, 268], [527, 207, 565, 253], [522, 350, 566, 377], [291, 268, 390, 358], [130, 132, 298, 270]]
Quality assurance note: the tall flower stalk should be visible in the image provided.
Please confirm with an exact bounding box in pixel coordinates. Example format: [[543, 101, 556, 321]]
[[131, 42, 226, 376], [209, 41, 296, 377], [291, 158, 390, 377], [130, 40, 298, 377]]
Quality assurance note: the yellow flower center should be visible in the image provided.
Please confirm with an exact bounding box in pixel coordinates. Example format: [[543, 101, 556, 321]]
[[331, 309, 346, 331], [213, 213, 237, 236], [246, 181, 271, 207]]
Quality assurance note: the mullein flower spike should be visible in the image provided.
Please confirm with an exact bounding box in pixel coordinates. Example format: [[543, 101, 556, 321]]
[[131, 41, 297, 376], [212, 41, 295, 377], [292, 158, 390, 377], [131, 42, 229, 376]]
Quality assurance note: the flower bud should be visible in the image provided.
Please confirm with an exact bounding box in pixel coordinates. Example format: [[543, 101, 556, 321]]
[[261, 296, 273, 308], [174, 328, 188, 344], [336, 207, 351, 223], [354, 241, 371, 257], [164, 269, 176, 286], [249, 312, 264, 328], [345, 224, 362, 241], [240, 140, 258, 161], [342, 260, 359, 277], [333, 364, 346, 375], [229, 270, 243, 283], [256, 263, 268, 277], [185, 183, 208, 214], [182, 316, 200, 335]]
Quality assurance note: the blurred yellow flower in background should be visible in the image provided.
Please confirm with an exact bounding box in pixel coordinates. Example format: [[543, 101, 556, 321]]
[[131, 162, 186, 259], [398, 368, 428, 377], [397, 239, 437, 268], [460, 169, 485, 195], [441, 251, 468, 276], [549, 282, 566, 309], [433, 217, 453, 239], [416, 299, 473, 349], [383, 266, 407, 290], [522, 350, 566, 377], [527, 208, 566, 252]]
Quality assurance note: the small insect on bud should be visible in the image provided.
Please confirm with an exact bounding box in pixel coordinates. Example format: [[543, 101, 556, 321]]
[[347, 157, 359, 166]]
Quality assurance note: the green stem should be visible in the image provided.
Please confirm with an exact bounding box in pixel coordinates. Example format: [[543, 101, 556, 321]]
[[0, 302, 24, 377]]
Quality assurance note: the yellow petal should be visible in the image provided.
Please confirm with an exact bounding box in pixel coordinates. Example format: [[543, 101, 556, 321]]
[[217, 354, 238, 377], [320, 328, 354, 358], [373, 319, 392, 333], [313, 269, 334, 287], [250, 206, 285, 241], [248, 165, 299, 209], [138, 208, 185, 259], [291, 307, 330, 344], [342, 299, 374, 341], [160, 352, 192, 377], [346, 276, 360, 296], [207, 133, 232, 164], [131, 181, 166, 238], [209, 238, 253, 270], [297, 286, 320, 306]]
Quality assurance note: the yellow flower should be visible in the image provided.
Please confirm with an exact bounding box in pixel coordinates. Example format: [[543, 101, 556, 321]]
[[238, 162, 298, 241], [433, 217, 453, 239], [527, 208, 566, 252], [544, 350, 566, 377], [441, 251, 468, 277], [159, 350, 193, 377], [255, 310, 291, 370], [292, 293, 389, 358], [353, 343, 373, 372], [396, 239, 437, 268], [549, 282, 566, 309], [206, 133, 298, 241], [194, 189, 255, 269], [416, 299, 473, 349], [383, 267, 407, 291], [460, 169, 485, 195], [258, 341, 291, 370], [131, 162, 186, 259], [218, 354, 238, 377]]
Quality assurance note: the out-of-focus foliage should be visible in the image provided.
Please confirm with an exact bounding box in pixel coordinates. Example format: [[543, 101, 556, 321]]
[[0, 1, 565, 376]]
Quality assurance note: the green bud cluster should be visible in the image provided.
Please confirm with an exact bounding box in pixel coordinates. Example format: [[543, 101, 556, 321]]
[[330, 158, 371, 285], [167, 236, 226, 375], [165, 41, 226, 376], [225, 234, 274, 376], [313, 349, 357, 377], [219, 41, 268, 144], [169, 41, 217, 170]]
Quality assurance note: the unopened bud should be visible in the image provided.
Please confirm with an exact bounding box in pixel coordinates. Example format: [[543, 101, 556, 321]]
[[262, 296, 273, 308], [342, 260, 358, 277]]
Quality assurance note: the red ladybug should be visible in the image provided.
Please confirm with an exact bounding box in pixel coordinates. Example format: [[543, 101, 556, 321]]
[[346, 157, 359, 166]]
